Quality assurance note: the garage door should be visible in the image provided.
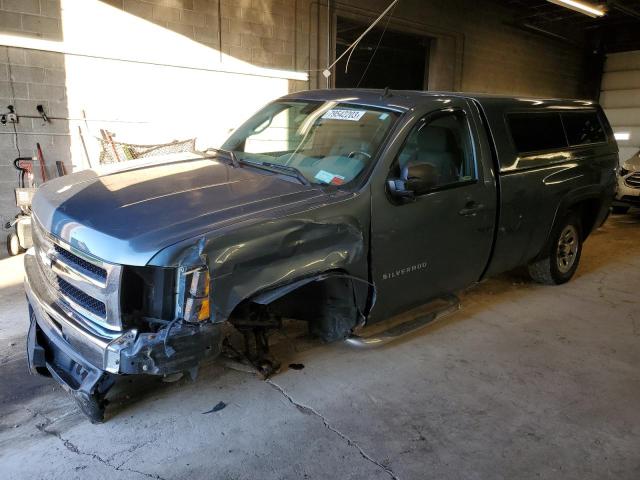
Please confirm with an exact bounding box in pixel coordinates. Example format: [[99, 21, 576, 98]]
[[601, 51, 640, 162]]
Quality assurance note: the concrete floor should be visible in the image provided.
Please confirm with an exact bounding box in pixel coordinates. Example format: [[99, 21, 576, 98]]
[[1, 214, 639, 480]]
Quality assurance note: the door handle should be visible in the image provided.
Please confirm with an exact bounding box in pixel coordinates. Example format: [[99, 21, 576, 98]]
[[458, 201, 485, 217]]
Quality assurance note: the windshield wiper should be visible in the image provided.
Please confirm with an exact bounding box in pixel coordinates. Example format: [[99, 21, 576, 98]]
[[240, 159, 310, 186], [204, 148, 240, 168]]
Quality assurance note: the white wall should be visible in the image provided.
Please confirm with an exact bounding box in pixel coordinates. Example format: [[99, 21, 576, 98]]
[[0, 0, 308, 242], [601, 51, 640, 162]]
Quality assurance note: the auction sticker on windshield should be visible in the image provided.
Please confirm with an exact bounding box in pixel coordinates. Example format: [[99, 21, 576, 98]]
[[322, 109, 366, 122], [315, 170, 345, 185]]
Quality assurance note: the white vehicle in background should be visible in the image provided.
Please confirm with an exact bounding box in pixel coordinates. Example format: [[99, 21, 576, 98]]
[[614, 151, 640, 214]]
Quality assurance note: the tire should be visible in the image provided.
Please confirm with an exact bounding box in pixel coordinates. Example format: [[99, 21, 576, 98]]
[[528, 213, 582, 285], [6, 232, 25, 256], [612, 205, 630, 215]]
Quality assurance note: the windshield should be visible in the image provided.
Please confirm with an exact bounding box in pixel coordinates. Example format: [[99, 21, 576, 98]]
[[221, 100, 398, 186]]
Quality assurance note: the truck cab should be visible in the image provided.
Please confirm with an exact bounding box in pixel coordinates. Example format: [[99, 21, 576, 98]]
[[24, 89, 618, 422]]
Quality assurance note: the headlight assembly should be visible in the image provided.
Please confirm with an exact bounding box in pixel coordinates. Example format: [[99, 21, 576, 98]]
[[179, 266, 211, 323]]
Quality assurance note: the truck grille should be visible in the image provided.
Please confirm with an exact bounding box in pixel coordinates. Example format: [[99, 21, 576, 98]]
[[32, 218, 123, 331], [53, 244, 107, 280], [624, 172, 640, 189], [56, 277, 107, 318]]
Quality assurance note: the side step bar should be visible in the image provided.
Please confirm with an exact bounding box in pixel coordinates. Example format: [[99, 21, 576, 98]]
[[345, 295, 461, 349]]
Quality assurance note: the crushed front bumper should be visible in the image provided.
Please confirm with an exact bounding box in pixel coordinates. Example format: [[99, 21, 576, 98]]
[[24, 251, 222, 422]]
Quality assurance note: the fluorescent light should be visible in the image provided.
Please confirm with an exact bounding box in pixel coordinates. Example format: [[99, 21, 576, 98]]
[[615, 132, 631, 141], [547, 0, 606, 18]]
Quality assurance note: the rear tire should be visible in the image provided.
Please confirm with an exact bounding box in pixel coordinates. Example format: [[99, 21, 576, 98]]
[[528, 213, 582, 285], [6, 232, 24, 256], [612, 205, 630, 215]]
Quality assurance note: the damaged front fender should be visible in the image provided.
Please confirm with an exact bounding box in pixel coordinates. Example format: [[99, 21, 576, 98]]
[[149, 191, 372, 324]]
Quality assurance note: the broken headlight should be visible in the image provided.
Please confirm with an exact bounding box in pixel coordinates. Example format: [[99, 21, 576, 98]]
[[179, 266, 211, 323]]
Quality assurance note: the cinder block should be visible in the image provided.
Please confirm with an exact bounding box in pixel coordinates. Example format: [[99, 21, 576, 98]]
[[240, 33, 261, 48], [260, 11, 282, 27], [273, 27, 294, 42], [153, 5, 181, 22], [9, 65, 45, 84], [40, 0, 62, 18], [180, 9, 207, 27], [220, 31, 241, 47], [193, 0, 217, 14], [228, 45, 253, 63], [222, 0, 252, 9], [194, 26, 219, 43], [30, 118, 71, 135], [168, 0, 194, 10], [261, 37, 283, 53], [0, 11, 22, 31], [242, 8, 262, 24], [47, 101, 69, 117], [204, 13, 219, 26], [43, 68, 66, 86], [273, 53, 293, 69], [0, 81, 29, 100], [227, 18, 270, 37], [27, 83, 66, 102], [101, 0, 125, 9], [166, 22, 196, 37], [21, 14, 61, 38], [3, 0, 41, 15], [11, 99, 49, 118], [4, 48, 26, 66], [24, 50, 65, 69], [123, 0, 154, 19], [0, 65, 8, 82], [251, 48, 274, 66]]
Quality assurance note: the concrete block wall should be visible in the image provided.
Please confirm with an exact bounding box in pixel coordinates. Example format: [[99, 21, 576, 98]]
[[335, 0, 590, 98], [0, 0, 309, 258], [101, 0, 301, 71], [1, 0, 68, 245]]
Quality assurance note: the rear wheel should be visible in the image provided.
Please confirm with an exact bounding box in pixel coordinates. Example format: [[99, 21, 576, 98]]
[[612, 205, 630, 215], [528, 213, 582, 285], [6, 232, 24, 256]]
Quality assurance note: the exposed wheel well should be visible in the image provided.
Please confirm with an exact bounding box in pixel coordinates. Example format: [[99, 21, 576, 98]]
[[228, 273, 362, 342]]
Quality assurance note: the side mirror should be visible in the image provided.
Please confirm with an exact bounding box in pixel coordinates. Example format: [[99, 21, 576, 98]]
[[387, 178, 415, 200], [388, 164, 438, 199]]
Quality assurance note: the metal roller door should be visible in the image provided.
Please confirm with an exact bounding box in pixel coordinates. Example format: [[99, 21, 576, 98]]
[[601, 51, 640, 162]]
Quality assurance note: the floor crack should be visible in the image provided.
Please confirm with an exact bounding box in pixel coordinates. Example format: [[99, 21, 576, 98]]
[[31, 411, 166, 480], [266, 379, 400, 480]]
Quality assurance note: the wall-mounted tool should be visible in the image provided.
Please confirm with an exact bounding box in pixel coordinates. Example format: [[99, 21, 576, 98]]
[[36, 143, 48, 183], [1, 105, 18, 125], [36, 104, 49, 123]]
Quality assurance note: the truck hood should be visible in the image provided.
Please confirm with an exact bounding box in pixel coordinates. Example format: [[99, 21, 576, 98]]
[[32, 154, 327, 266]]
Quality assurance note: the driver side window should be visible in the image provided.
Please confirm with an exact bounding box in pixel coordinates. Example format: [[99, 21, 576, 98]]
[[398, 112, 476, 190]]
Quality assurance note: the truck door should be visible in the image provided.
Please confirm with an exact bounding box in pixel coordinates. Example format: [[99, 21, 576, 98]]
[[369, 99, 497, 322]]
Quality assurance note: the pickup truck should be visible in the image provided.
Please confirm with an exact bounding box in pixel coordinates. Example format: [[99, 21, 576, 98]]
[[25, 89, 618, 422]]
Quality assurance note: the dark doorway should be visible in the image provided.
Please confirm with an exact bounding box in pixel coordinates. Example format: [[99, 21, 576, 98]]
[[334, 17, 430, 90]]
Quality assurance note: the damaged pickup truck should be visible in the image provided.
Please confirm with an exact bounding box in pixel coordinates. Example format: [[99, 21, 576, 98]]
[[25, 89, 618, 422]]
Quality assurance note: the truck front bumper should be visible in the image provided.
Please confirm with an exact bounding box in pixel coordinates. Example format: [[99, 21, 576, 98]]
[[24, 251, 223, 422]]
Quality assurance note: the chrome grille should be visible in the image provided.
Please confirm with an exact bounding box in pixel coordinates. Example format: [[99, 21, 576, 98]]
[[56, 277, 107, 318], [624, 172, 640, 189], [53, 244, 107, 280], [32, 217, 123, 331]]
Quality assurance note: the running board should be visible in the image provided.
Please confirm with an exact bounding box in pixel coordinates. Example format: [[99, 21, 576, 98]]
[[345, 295, 460, 349]]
